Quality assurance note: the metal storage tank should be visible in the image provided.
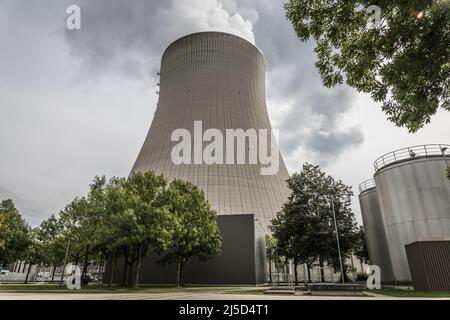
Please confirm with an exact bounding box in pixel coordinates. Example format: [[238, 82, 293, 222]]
[[374, 144, 450, 283], [358, 179, 394, 283], [131, 32, 290, 232]]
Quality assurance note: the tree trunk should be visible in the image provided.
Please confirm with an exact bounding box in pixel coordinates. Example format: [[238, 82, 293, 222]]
[[268, 255, 272, 284], [109, 256, 116, 289], [293, 262, 298, 285], [176, 248, 182, 288], [74, 251, 80, 266], [133, 244, 142, 289], [17, 261, 22, 273], [342, 266, 348, 283], [22, 262, 26, 273], [127, 259, 134, 287], [307, 264, 312, 283], [82, 246, 89, 278], [121, 255, 128, 286], [24, 263, 32, 284], [319, 257, 325, 283], [51, 265, 56, 282]]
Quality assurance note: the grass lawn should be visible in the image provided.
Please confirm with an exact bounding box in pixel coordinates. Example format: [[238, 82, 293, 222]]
[[0, 283, 235, 294], [224, 289, 267, 295], [373, 289, 450, 298]]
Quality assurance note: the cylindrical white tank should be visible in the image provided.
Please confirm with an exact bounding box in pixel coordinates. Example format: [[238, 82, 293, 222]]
[[358, 179, 394, 283], [374, 144, 450, 283]]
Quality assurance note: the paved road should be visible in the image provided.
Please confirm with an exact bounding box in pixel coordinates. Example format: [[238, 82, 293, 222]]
[[0, 291, 448, 300]]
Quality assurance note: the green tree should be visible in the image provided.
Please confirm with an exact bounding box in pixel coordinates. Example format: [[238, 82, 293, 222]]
[[158, 180, 222, 287], [0, 199, 30, 267], [87, 172, 173, 288], [37, 215, 66, 282], [124, 171, 172, 288], [271, 163, 359, 284], [285, 0, 450, 132], [266, 235, 277, 283], [23, 228, 45, 284], [58, 176, 130, 287], [271, 205, 319, 285], [59, 197, 91, 269], [95, 177, 131, 288], [38, 172, 173, 288], [0, 214, 6, 253], [80, 176, 110, 282], [354, 226, 370, 265], [313, 169, 359, 283]]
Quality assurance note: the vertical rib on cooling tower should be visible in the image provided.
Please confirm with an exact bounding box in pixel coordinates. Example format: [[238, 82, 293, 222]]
[[131, 32, 290, 231]]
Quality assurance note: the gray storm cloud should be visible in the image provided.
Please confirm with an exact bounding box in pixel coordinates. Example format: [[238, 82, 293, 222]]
[[0, 0, 365, 225], [64, 0, 255, 82], [63, 0, 364, 165]]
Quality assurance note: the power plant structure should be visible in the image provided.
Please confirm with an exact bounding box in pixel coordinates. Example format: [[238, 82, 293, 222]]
[[132, 31, 290, 232], [358, 179, 394, 284], [105, 32, 290, 285], [359, 144, 450, 287]]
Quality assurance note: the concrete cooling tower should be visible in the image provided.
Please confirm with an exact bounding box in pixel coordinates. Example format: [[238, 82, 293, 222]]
[[131, 32, 290, 232]]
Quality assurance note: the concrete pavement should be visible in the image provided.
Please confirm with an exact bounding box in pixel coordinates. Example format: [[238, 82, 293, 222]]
[[0, 291, 449, 300]]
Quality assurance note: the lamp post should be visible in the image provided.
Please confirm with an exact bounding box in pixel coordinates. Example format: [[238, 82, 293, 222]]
[[274, 243, 279, 286], [59, 238, 71, 287], [330, 195, 345, 284]]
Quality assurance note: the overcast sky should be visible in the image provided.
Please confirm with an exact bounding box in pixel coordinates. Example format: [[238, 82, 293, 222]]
[[1, 0, 449, 226]]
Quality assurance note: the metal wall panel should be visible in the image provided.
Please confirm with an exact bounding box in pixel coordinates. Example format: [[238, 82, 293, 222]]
[[405, 240, 450, 291], [375, 157, 450, 283], [103, 214, 266, 285]]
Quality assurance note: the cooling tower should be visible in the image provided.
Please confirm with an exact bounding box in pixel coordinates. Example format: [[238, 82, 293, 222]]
[[373, 144, 450, 283], [358, 179, 394, 283], [131, 32, 290, 231]]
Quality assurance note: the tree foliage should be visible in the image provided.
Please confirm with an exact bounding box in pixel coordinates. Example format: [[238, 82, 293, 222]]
[[36, 215, 66, 281], [0, 214, 6, 252], [23, 228, 45, 284], [1, 171, 222, 287], [157, 180, 222, 287], [0, 199, 30, 266], [354, 226, 370, 264], [266, 235, 279, 283], [271, 163, 360, 284], [285, 0, 450, 132]]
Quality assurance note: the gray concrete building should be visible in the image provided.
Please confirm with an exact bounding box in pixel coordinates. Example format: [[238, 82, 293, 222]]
[[359, 144, 450, 285], [104, 214, 267, 285], [132, 31, 290, 232]]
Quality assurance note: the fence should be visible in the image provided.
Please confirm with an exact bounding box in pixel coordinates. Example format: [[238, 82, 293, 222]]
[[374, 144, 450, 172]]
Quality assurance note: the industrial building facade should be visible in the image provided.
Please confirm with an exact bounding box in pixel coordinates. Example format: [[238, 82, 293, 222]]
[[359, 144, 450, 287], [132, 32, 290, 232], [108, 32, 291, 284], [104, 214, 267, 285]]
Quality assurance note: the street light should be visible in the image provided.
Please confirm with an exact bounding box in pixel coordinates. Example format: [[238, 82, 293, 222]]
[[59, 238, 71, 287], [316, 195, 345, 283], [330, 195, 345, 284]]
